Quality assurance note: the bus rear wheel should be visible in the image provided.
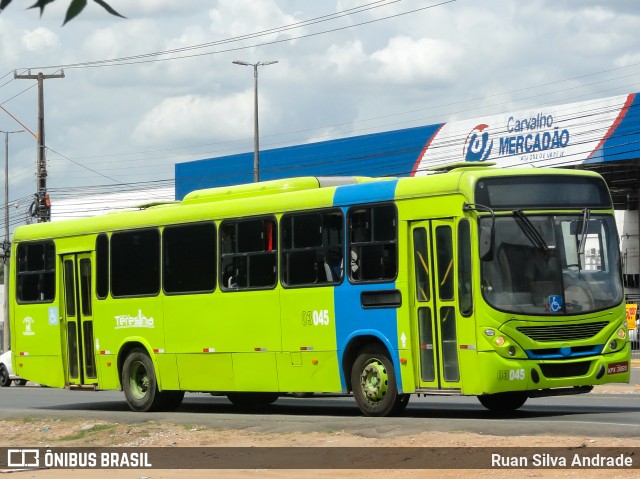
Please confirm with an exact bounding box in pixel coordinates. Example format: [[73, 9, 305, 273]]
[[351, 346, 404, 417], [122, 348, 183, 412], [477, 392, 528, 412]]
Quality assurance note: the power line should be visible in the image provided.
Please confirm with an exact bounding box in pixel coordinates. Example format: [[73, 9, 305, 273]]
[[18, 0, 456, 70]]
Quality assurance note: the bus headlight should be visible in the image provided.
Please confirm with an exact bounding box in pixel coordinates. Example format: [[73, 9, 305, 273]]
[[609, 340, 618, 350], [617, 328, 627, 339]]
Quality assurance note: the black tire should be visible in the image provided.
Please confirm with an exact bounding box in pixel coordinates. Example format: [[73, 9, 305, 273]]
[[390, 394, 410, 416], [226, 392, 279, 407], [14, 379, 27, 387], [122, 348, 164, 412], [0, 365, 11, 387], [477, 392, 528, 412], [159, 390, 185, 411], [351, 345, 404, 417]]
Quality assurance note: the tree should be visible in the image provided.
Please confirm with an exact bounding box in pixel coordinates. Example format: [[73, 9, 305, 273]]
[[0, 0, 125, 25]]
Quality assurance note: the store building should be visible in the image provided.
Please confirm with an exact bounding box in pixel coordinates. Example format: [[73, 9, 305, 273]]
[[176, 93, 640, 294]]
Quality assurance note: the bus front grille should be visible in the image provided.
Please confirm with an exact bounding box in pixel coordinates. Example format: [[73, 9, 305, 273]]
[[517, 321, 608, 342], [539, 362, 591, 378]]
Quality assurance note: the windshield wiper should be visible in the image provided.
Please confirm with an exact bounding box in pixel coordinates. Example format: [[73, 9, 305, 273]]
[[513, 210, 548, 253]]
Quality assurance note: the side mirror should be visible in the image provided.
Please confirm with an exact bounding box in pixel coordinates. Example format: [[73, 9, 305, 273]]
[[479, 223, 494, 261], [463, 203, 495, 261]]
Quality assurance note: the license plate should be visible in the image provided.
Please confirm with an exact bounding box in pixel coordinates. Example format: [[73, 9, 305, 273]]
[[607, 362, 629, 374]]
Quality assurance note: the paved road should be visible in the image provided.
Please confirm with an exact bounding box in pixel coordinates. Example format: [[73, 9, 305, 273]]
[[1, 368, 638, 439]]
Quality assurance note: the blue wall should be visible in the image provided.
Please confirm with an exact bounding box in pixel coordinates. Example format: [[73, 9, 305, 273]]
[[175, 93, 640, 200], [175, 124, 441, 199]]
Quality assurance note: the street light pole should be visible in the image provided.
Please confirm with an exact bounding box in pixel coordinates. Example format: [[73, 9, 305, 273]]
[[232, 60, 278, 183], [1, 129, 24, 353]]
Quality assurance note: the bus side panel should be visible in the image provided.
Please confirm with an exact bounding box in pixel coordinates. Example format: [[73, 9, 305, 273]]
[[232, 352, 279, 391], [275, 352, 341, 392], [165, 290, 281, 391], [176, 353, 233, 391], [163, 294, 236, 390], [334, 282, 401, 391], [96, 353, 120, 390], [95, 297, 166, 386], [278, 287, 341, 393], [392, 278, 416, 393], [11, 303, 65, 388]]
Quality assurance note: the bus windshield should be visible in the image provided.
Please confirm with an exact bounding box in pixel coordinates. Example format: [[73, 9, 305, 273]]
[[480, 213, 622, 315]]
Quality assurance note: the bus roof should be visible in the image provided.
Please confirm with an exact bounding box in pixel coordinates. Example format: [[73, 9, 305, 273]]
[[13, 166, 605, 242]]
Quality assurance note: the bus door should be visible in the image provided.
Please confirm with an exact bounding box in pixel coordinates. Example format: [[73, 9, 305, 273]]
[[61, 253, 97, 387], [410, 220, 461, 390]]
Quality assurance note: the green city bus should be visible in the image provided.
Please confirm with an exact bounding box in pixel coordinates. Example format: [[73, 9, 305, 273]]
[[9, 163, 631, 416]]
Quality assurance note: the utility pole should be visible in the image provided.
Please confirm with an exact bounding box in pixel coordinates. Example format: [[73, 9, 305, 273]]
[[14, 70, 64, 222], [1, 129, 24, 353], [232, 61, 278, 183]]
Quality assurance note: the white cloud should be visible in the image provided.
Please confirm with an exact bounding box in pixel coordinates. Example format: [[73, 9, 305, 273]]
[[209, 0, 300, 38], [132, 91, 260, 145], [325, 40, 367, 74], [81, 19, 162, 60], [371, 35, 460, 84], [21, 27, 60, 52], [0, 19, 22, 64]]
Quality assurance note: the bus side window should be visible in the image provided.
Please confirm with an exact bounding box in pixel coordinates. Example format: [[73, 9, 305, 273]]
[[220, 217, 277, 290], [281, 209, 344, 287], [348, 204, 397, 282], [458, 219, 472, 316], [163, 222, 216, 294], [111, 229, 160, 297], [96, 234, 109, 299]]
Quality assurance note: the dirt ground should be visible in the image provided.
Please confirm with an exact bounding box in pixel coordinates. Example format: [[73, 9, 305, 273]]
[[2, 370, 639, 478], [1, 410, 639, 479]]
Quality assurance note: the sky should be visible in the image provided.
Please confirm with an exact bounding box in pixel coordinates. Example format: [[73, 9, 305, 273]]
[[0, 0, 640, 229]]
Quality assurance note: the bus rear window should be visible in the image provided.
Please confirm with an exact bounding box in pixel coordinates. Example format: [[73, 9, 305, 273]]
[[16, 241, 56, 303]]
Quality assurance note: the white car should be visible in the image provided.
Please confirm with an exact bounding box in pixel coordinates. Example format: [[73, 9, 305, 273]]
[[0, 350, 27, 387]]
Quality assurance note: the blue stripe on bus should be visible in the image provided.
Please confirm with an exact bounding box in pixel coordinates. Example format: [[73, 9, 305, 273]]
[[333, 281, 401, 393], [525, 345, 604, 360], [332, 179, 398, 206], [331, 182, 403, 393]]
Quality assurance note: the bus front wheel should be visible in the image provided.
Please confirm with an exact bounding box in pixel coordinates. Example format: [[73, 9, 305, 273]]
[[122, 348, 184, 412], [477, 392, 527, 412], [351, 346, 405, 417]]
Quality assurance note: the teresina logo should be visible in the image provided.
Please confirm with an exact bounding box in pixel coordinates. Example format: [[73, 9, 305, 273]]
[[463, 123, 493, 162], [500, 112, 570, 159]]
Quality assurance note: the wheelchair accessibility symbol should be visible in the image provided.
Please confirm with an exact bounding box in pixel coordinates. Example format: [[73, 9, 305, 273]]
[[548, 295, 563, 312]]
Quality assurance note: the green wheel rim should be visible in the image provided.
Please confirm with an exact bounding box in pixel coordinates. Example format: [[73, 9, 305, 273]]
[[129, 360, 150, 400], [359, 358, 388, 403]]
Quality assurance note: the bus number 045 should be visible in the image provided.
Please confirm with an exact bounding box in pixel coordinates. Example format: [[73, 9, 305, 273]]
[[497, 369, 525, 381], [301, 310, 330, 326]]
